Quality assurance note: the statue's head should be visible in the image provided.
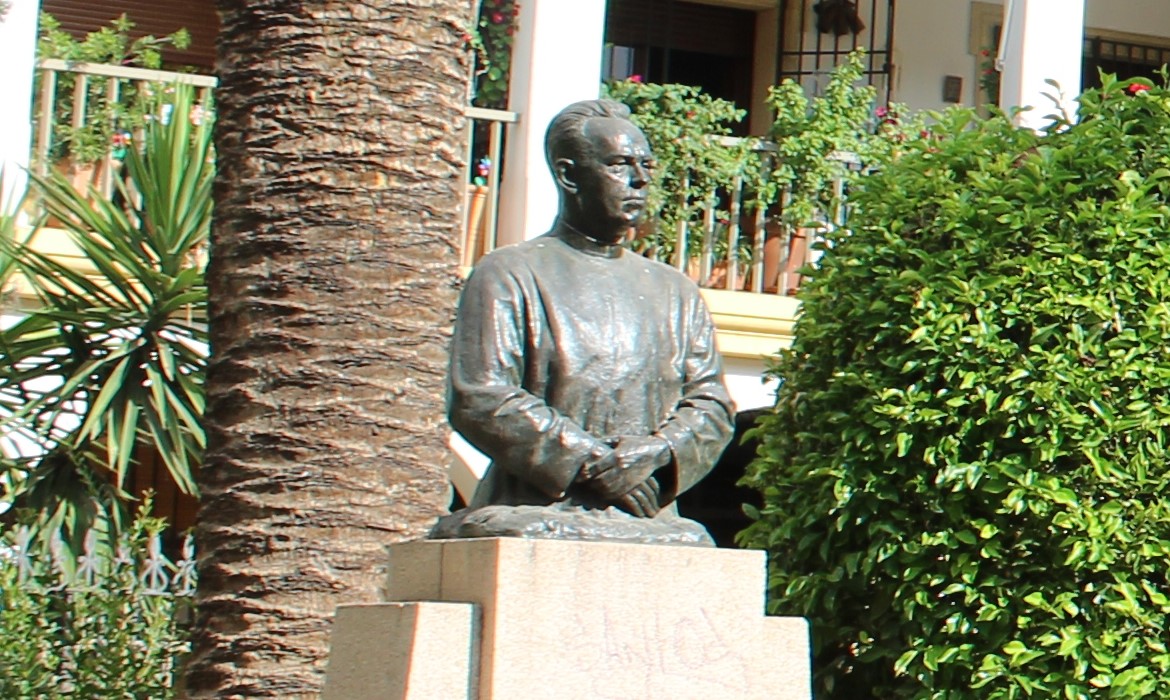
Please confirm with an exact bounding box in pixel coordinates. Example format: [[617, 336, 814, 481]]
[[545, 99, 655, 243]]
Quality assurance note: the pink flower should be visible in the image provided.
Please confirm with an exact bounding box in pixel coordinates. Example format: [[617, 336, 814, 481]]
[[627, 74, 643, 83], [1128, 83, 1152, 95], [875, 106, 888, 118]]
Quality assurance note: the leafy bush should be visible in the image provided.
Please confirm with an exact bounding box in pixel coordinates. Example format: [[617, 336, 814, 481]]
[[763, 49, 917, 229], [0, 511, 194, 698], [605, 51, 916, 268], [741, 74, 1170, 699]]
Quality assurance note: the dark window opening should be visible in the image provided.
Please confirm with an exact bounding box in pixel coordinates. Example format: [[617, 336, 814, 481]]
[[604, 0, 757, 133], [1083, 36, 1170, 88]]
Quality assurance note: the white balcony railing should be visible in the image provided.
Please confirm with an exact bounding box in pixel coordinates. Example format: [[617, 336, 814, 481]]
[[639, 138, 858, 297], [30, 60, 846, 298], [33, 58, 217, 201]]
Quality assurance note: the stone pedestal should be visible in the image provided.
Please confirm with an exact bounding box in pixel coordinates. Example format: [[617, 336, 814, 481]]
[[324, 538, 810, 700]]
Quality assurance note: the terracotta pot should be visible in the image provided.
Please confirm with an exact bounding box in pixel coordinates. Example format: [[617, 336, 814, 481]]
[[463, 184, 490, 266], [45, 157, 109, 227], [761, 227, 812, 295]]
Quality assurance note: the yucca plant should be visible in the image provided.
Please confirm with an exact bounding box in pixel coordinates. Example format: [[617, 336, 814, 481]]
[[0, 198, 21, 313], [0, 85, 212, 549]]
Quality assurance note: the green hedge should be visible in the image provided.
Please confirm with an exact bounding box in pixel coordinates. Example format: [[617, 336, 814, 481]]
[[741, 75, 1170, 699]]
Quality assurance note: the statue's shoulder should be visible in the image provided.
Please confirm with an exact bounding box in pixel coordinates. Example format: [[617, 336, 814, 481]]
[[469, 238, 549, 278]]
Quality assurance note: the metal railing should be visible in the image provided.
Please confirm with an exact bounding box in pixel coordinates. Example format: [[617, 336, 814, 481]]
[[32, 58, 217, 200], [461, 106, 518, 267]]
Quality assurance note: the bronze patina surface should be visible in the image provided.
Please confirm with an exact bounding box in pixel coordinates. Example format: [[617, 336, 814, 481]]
[[431, 100, 734, 545]]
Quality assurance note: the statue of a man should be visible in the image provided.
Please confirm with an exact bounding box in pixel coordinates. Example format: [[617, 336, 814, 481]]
[[431, 99, 734, 546]]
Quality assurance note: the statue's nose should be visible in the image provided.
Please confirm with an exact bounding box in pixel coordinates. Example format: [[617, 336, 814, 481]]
[[631, 164, 650, 187]]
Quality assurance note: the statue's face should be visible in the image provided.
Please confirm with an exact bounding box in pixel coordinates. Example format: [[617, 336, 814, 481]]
[[574, 118, 654, 238]]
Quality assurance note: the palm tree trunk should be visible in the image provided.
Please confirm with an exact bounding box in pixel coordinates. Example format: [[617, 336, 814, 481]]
[[184, 1, 470, 697]]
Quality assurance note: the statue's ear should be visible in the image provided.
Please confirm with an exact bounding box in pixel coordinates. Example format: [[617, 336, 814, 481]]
[[553, 158, 578, 193]]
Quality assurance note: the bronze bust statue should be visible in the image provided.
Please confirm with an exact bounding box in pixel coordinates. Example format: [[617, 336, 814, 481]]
[[430, 99, 734, 546]]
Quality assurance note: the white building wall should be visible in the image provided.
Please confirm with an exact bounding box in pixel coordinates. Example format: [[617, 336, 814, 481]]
[[0, 0, 40, 214], [894, 0, 989, 113], [496, 0, 608, 244], [893, 0, 1170, 116], [723, 356, 779, 413]]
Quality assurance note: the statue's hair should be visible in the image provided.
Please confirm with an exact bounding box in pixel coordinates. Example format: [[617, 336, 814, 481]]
[[544, 99, 633, 172]]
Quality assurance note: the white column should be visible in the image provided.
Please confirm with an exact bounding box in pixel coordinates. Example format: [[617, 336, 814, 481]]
[[998, 0, 1085, 130], [496, 0, 608, 245], [0, 0, 40, 214]]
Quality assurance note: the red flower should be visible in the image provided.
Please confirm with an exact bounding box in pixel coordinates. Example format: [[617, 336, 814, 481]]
[[1128, 83, 1152, 95], [627, 74, 643, 83], [491, 11, 505, 23]]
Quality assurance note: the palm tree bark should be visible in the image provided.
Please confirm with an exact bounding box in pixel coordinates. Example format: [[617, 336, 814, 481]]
[[185, 1, 469, 697]]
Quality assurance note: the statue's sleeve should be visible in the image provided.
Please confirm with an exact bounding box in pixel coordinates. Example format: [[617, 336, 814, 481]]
[[448, 257, 611, 499], [654, 292, 735, 502]]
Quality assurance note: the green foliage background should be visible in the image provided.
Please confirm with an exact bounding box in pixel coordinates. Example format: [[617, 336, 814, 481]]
[[741, 75, 1170, 698]]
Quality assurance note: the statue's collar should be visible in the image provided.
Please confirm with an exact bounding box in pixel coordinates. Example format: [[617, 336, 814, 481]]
[[553, 222, 624, 259]]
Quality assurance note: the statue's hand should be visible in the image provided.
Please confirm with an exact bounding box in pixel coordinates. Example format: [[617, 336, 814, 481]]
[[613, 477, 661, 518], [590, 435, 671, 500]]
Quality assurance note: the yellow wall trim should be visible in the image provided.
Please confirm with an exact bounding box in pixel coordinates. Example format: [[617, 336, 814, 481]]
[[702, 288, 799, 360]]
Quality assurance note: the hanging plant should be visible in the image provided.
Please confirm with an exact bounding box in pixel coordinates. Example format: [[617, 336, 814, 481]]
[[979, 46, 1002, 103], [813, 0, 866, 37], [467, 0, 520, 109]]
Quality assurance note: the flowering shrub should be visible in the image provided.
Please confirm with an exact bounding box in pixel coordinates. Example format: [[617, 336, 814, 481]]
[[467, 0, 520, 109], [742, 73, 1170, 699], [979, 46, 1001, 103]]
